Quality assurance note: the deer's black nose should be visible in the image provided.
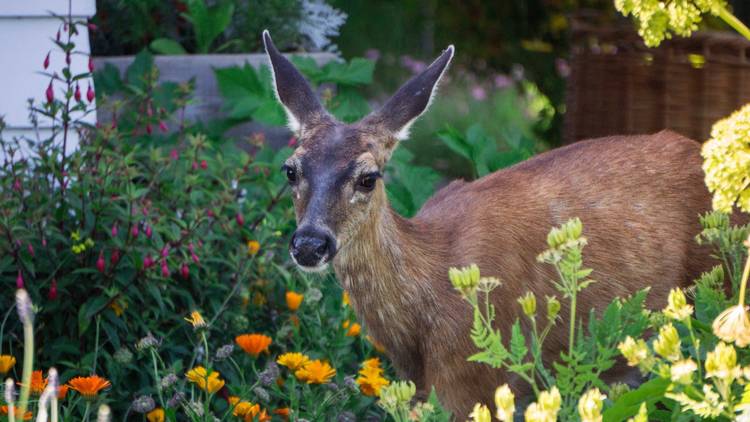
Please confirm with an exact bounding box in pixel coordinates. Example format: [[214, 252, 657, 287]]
[[290, 227, 336, 268]]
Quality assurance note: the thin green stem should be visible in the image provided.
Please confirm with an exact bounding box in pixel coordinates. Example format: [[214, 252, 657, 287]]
[[717, 4, 750, 42], [685, 317, 703, 379], [737, 254, 750, 307], [91, 315, 100, 374], [17, 321, 33, 416], [151, 349, 166, 409], [82, 402, 91, 422], [569, 293, 577, 355]]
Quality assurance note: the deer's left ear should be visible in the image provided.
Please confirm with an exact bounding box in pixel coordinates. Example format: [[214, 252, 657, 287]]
[[263, 30, 326, 133], [364, 45, 454, 141]]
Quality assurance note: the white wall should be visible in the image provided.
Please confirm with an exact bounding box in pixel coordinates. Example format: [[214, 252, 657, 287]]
[[0, 0, 96, 157]]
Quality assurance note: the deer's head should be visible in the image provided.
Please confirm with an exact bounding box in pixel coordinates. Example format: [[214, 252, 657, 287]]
[[263, 31, 454, 271]]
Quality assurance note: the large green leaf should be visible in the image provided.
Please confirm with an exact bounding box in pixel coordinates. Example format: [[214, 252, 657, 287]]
[[150, 38, 188, 55], [184, 0, 234, 53]]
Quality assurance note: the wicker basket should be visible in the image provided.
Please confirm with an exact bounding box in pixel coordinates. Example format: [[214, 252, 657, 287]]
[[564, 21, 750, 143]]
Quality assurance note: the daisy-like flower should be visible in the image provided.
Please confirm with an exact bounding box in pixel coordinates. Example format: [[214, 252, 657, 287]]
[[285, 291, 304, 311], [236, 334, 272, 357], [185, 311, 207, 329], [67, 375, 111, 399], [663, 288, 693, 321], [294, 359, 336, 384], [185, 366, 225, 394], [277, 352, 311, 370], [494, 384, 515, 421], [343, 320, 361, 337], [469, 403, 491, 422], [146, 408, 165, 422], [356, 358, 389, 397], [670, 358, 698, 384], [22, 370, 48, 395], [0, 355, 16, 375], [233, 400, 260, 418], [578, 388, 606, 422], [247, 240, 260, 256], [713, 305, 750, 347]]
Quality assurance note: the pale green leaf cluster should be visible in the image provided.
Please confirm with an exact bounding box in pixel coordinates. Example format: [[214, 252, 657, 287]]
[[615, 0, 727, 46]]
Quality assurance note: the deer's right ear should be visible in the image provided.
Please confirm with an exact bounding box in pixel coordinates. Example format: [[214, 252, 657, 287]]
[[263, 30, 325, 133]]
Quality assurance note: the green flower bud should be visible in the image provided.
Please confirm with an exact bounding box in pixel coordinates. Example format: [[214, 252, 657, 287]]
[[517, 292, 537, 317], [546, 296, 561, 321]]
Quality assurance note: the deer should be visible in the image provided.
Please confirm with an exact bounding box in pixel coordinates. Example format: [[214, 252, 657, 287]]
[[262, 30, 719, 417]]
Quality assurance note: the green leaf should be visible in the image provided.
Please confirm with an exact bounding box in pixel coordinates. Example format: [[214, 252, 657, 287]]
[[603, 378, 670, 421], [150, 38, 188, 55], [436, 126, 473, 161], [509, 320, 528, 363], [125, 50, 155, 91], [184, 0, 234, 53]]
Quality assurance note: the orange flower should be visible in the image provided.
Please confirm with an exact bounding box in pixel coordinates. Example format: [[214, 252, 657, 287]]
[[366, 335, 387, 353], [20, 370, 48, 395], [57, 384, 69, 400], [236, 334, 272, 357], [146, 408, 165, 422], [356, 358, 389, 396], [274, 408, 291, 421], [277, 352, 311, 371], [285, 291, 304, 311], [247, 240, 260, 256], [294, 359, 336, 384], [0, 355, 16, 375], [343, 320, 361, 337], [1, 405, 33, 420], [185, 366, 225, 394], [67, 375, 111, 399], [233, 401, 260, 418], [257, 408, 271, 421]]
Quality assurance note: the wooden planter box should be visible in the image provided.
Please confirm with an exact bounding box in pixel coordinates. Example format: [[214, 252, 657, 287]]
[[564, 22, 750, 143]]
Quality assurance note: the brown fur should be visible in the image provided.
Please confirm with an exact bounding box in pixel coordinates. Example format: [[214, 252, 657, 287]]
[[330, 130, 717, 417]]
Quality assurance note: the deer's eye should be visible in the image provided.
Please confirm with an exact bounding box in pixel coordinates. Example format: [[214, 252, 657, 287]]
[[356, 172, 380, 192], [282, 165, 297, 184]]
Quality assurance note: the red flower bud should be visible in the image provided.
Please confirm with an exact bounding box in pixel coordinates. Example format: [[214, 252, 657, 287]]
[[44, 52, 50, 69], [110, 249, 120, 265], [88, 56, 94, 73], [236, 213, 245, 227], [170, 149, 179, 160], [191, 252, 200, 264], [96, 251, 106, 273], [111, 223, 118, 237], [16, 271, 24, 289], [86, 84, 95, 102], [145, 225, 153, 238], [143, 255, 154, 268], [48, 278, 58, 300], [161, 245, 169, 258], [146, 124, 153, 135], [207, 210, 214, 218], [74, 84, 81, 102], [159, 120, 168, 133], [46, 81, 54, 104], [131, 224, 139, 238], [200, 160, 207, 170], [27, 243, 34, 257], [180, 263, 189, 279], [161, 261, 170, 277]]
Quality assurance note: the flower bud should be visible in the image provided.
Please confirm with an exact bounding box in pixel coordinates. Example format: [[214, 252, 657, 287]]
[[236, 213, 245, 227], [517, 292, 536, 317], [96, 251, 106, 273], [131, 224, 139, 238], [16, 270, 24, 289], [158, 121, 168, 133], [618, 336, 649, 367], [180, 263, 189, 279], [110, 249, 120, 265], [169, 149, 179, 160], [145, 225, 153, 238], [577, 388, 606, 422], [653, 323, 681, 362], [161, 245, 169, 258], [44, 52, 50, 69], [46, 81, 54, 104], [494, 384, 515, 421], [48, 278, 58, 300], [663, 288, 693, 321], [161, 262, 170, 278], [74, 84, 81, 101], [16, 288, 34, 324], [200, 160, 207, 169], [143, 255, 154, 269], [56, 29, 61, 42], [111, 223, 118, 237], [27, 242, 34, 257], [546, 295, 561, 321], [86, 84, 95, 102], [448, 264, 480, 297], [88, 56, 94, 72], [13, 178, 22, 191]]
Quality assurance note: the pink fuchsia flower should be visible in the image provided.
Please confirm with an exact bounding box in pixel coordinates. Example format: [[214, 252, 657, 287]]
[[86, 84, 94, 102], [48, 278, 58, 300], [27, 243, 34, 257], [145, 225, 153, 239], [236, 213, 245, 227], [161, 261, 170, 277], [143, 255, 154, 269], [170, 149, 179, 160], [471, 85, 487, 101], [16, 271, 24, 289], [159, 121, 168, 133], [180, 263, 189, 279], [146, 124, 153, 135], [43, 52, 50, 69], [74, 84, 81, 102], [88, 23, 97, 32], [88, 56, 94, 73], [46, 81, 54, 104], [110, 249, 120, 265], [200, 160, 207, 170], [111, 224, 118, 237], [161, 245, 170, 258], [13, 178, 21, 191], [131, 224, 139, 238], [96, 251, 106, 273]]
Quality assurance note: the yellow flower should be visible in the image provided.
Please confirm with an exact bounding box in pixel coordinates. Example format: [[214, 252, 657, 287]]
[[233, 401, 260, 418], [494, 384, 515, 421], [627, 403, 648, 422], [448, 264, 481, 296], [618, 336, 650, 367], [356, 358, 389, 397], [666, 384, 726, 418], [285, 291, 304, 311], [653, 323, 681, 362], [469, 403, 491, 422], [524, 386, 561, 422], [343, 320, 361, 337], [294, 359, 336, 384], [247, 240, 261, 256], [705, 342, 740, 381], [110, 300, 127, 317], [670, 358, 698, 384], [342, 291, 350, 306], [146, 408, 165, 422], [518, 292, 537, 317], [67, 375, 111, 399], [702, 103, 750, 213], [578, 388, 606, 422], [185, 366, 225, 394], [712, 305, 750, 347], [277, 352, 311, 371], [185, 311, 207, 329], [0, 355, 16, 375], [663, 288, 693, 321], [235, 334, 272, 357]]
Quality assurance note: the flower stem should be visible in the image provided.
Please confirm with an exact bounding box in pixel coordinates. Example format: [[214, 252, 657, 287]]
[[91, 316, 100, 374], [82, 402, 91, 422], [150, 349, 165, 409], [717, 4, 750, 42], [17, 320, 33, 416], [738, 253, 750, 307]]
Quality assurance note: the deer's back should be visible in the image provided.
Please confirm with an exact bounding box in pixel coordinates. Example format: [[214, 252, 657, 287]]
[[414, 131, 717, 415]]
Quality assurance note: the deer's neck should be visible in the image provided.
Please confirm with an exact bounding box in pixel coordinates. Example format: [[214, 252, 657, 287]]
[[333, 192, 446, 370]]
